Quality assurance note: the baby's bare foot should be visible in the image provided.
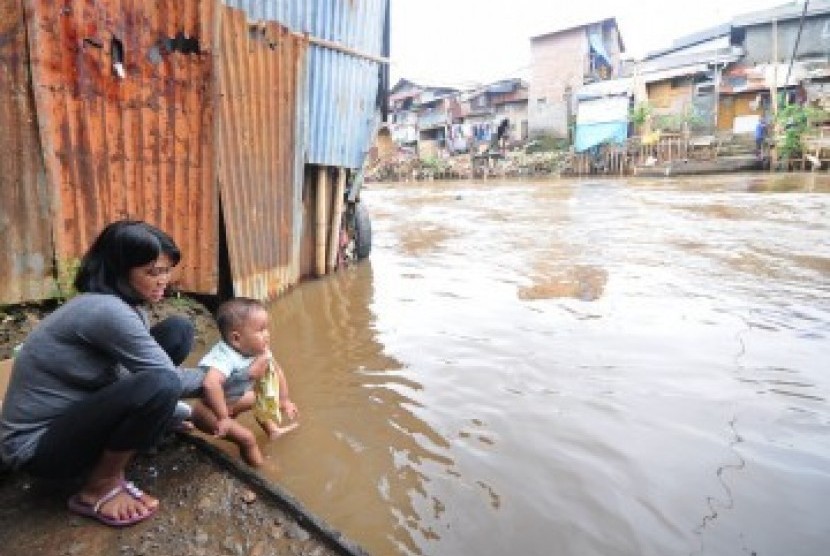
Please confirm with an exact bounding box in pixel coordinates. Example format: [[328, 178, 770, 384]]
[[257, 418, 299, 440], [240, 442, 264, 467]]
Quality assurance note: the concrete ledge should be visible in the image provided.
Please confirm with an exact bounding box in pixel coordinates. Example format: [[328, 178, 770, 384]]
[[182, 433, 370, 556]]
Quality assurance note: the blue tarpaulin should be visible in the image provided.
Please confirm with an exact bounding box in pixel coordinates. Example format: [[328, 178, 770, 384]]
[[587, 24, 611, 67], [574, 122, 628, 152]]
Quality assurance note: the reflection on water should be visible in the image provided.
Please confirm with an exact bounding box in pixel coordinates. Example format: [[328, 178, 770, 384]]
[[518, 264, 608, 301], [252, 262, 454, 554], [248, 173, 829, 556]]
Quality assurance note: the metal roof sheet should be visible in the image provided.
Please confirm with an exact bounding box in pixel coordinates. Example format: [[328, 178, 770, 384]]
[[732, 1, 830, 28]]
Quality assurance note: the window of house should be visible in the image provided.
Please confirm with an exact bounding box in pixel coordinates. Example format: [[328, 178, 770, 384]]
[[695, 83, 715, 96], [537, 97, 547, 105]]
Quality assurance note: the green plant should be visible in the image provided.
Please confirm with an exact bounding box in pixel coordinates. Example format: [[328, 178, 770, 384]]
[[51, 257, 80, 303], [525, 135, 569, 154], [165, 290, 200, 309], [629, 102, 652, 127], [652, 106, 706, 132], [775, 103, 830, 160], [419, 156, 449, 172]]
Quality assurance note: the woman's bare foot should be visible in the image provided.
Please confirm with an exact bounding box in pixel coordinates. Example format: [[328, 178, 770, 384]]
[[76, 481, 156, 521], [256, 417, 299, 440], [121, 480, 159, 511]]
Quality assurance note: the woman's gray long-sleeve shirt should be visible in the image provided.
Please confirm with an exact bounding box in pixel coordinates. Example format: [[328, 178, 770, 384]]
[[0, 293, 181, 469]]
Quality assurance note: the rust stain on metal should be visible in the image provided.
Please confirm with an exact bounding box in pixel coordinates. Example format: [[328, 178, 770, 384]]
[[25, 0, 219, 295], [3, 0, 311, 304], [215, 7, 307, 300], [0, 0, 54, 304]]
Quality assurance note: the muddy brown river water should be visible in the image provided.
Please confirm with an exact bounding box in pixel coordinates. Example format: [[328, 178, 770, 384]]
[[238, 173, 829, 556]]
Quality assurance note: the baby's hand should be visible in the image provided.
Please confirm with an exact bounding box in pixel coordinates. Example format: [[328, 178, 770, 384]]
[[214, 416, 234, 437], [248, 351, 272, 380], [280, 398, 299, 421]]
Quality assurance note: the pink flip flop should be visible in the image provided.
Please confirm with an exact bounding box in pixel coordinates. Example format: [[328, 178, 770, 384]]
[[67, 482, 157, 527]]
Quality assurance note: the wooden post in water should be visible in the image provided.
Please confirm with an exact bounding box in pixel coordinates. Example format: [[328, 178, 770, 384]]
[[770, 18, 779, 171], [315, 166, 328, 277], [327, 168, 346, 272]]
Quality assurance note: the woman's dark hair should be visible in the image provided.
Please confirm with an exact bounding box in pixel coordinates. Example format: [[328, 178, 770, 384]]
[[74, 220, 181, 303]]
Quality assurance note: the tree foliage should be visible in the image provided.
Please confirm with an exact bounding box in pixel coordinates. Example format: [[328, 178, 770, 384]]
[[775, 103, 830, 160]]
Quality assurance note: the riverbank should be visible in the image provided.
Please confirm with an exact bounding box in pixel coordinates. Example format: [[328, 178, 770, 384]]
[[0, 297, 368, 556], [364, 145, 572, 181], [0, 431, 370, 556], [362, 134, 774, 182]]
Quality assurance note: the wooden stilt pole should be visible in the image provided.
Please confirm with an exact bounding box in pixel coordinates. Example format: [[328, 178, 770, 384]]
[[327, 168, 346, 272], [315, 166, 328, 277], [770, 18, 779, 171]]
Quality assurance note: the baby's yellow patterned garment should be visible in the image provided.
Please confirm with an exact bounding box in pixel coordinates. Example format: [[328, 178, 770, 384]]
[[254, 357, 282, 424]]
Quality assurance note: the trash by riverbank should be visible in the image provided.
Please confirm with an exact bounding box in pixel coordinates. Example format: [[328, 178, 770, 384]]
[[364, 145, 573, 181]]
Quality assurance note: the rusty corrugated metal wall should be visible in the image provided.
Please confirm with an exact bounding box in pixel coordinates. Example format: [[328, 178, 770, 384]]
[[25, 0, 220, 294], [3, 0, 382, 305], [215, 7, 306, 299], [0, 0, 54, 304]]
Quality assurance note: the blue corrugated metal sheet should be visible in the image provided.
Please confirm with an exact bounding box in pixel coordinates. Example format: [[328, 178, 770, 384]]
[[224, 0, 389, 169], [224, 0, 384, 52]]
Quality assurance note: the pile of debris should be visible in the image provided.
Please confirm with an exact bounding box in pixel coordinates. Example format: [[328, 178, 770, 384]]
[[363, 146, 573, 182]]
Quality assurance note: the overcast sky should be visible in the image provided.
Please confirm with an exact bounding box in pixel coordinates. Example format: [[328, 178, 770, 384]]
[[390, 0, 794, 87]]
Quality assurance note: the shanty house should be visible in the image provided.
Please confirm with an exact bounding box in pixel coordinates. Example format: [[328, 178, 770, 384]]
[[417, 90, 457, 150], [528, 17, 625, 139], [721, 1, 830, 132], [453, 79, 529, 148], [389, 78, 423, 145], [631, 24, 743, 134], [387, 80, 458, 150]]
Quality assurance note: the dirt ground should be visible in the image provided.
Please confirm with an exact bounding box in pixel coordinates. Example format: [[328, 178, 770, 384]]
[[0, 298, 367, 556], [0, 437, 361, 556], [0, 296, 218, 360]]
